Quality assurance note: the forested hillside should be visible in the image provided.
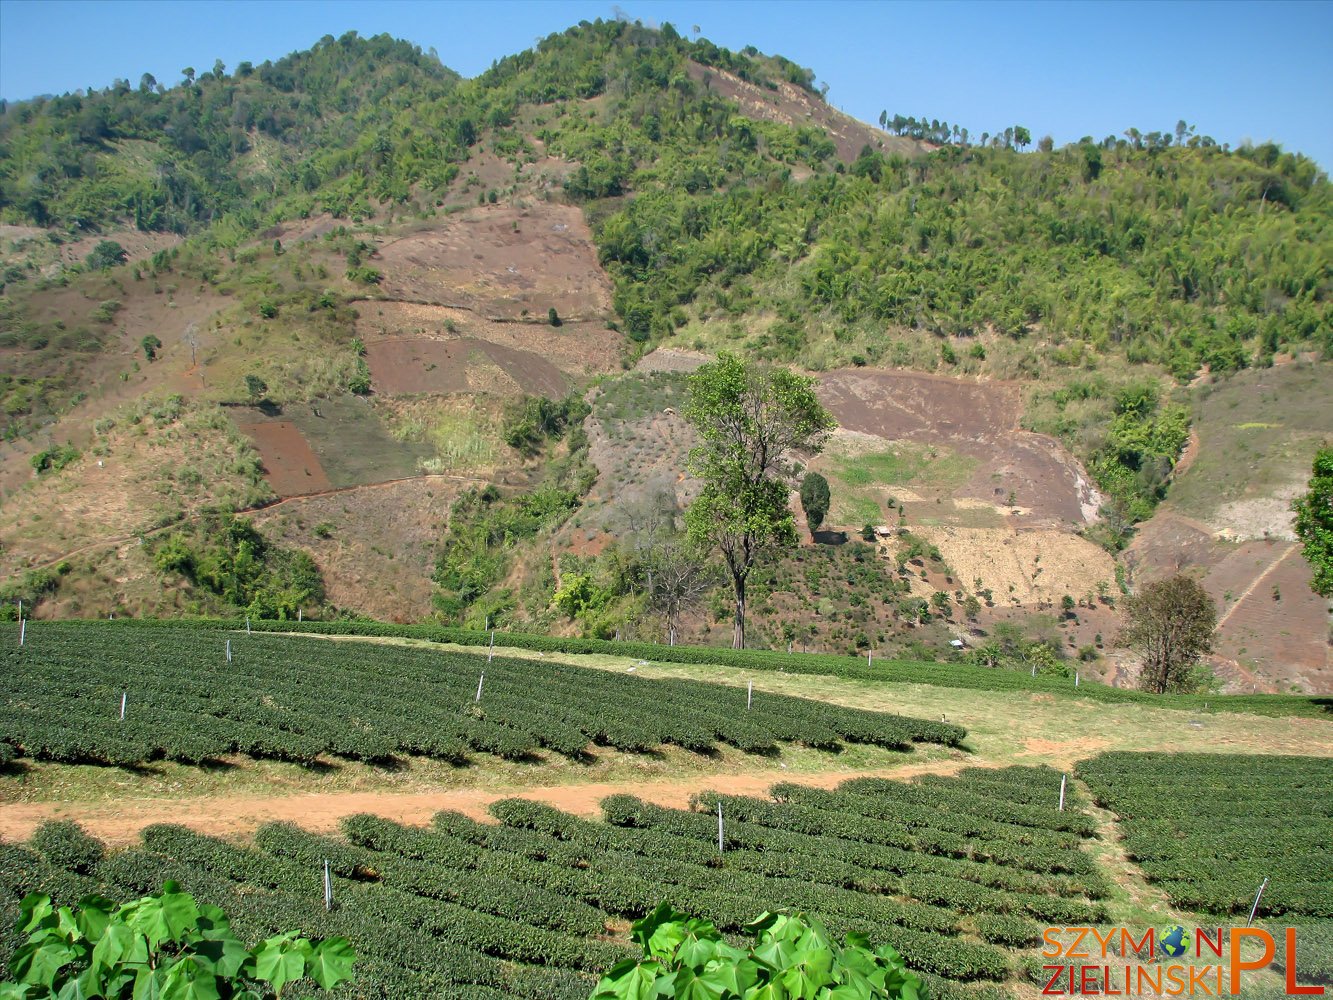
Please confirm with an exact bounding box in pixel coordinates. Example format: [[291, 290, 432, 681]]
[[1, 18, 1329, 691], [5, 20, 1325, 371]]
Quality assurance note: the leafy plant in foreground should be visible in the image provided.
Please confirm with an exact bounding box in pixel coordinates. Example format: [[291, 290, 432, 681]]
[[1, 882, 355, 999], [592, 901, 923, 1000]]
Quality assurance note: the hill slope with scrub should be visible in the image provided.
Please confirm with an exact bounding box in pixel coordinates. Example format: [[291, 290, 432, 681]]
[[0, 19, 1329, 692]]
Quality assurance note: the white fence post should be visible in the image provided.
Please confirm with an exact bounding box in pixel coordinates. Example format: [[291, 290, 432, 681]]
[[1246, 878, 1269, 926], [324, 859, 332, 911], [1059, 773, 1067, 812], [475, 674, 484, 703]]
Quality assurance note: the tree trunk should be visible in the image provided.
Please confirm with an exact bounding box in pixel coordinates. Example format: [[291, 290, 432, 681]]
[[731, 573, 746, 650]]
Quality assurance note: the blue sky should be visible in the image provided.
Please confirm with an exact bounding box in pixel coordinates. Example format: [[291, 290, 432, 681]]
[[2, 0, 1331, 168]]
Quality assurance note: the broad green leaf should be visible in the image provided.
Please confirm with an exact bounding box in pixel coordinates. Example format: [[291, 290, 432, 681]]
[[159, 958, 222, 1000], [632, 902, 690, 953], [306, 937, 356, 990], [120, 892, 199, 950], [73, 896, 116, 945], [251, 934, 310, 992], [675, 934, 719, 970], [671, 966, 726, 1000], [646, 922, 689, 964], [92, 923, 148, 971], [823, 982, 872, 1000], [17, 895, 54, 935], [189, 935, 250, 980], [744, 980, 789, 1000], [54, 907, 81, 943], [11, 938, 78, 988], [130, 966, 165, 1000], [0, 984, 36, 1000], [592, 958, 664, 1000]]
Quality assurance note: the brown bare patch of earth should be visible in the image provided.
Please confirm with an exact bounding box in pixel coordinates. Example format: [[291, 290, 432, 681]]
[[373, 203, 612, 320], [914, 527, 1117, 607], [1126, 514, 1330, 693], [817, 368, 1101, 525], [250, 477, 464, 621], [0, 760, 972, 847], [231, 419, 332, 497], [365, 336, 569, 397], [355, 299, 623, 377], [0, 413, 271, 581]]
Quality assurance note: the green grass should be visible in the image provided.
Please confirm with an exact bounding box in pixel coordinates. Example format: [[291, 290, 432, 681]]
[[832, 444, 975, 491]]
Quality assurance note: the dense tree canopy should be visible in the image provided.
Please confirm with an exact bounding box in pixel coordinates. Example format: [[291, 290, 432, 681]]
[[684, 353, 835, 649], [1119, 575, 1217, 694], [1292, 447, 1333, 598]]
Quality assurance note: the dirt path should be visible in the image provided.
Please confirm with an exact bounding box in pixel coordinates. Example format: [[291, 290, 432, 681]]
[[0, 760, 972, 846], [1215, 542, 1298, 630]]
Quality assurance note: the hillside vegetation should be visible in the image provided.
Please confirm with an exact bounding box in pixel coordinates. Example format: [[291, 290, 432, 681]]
[[1, 18, 1330, 693]]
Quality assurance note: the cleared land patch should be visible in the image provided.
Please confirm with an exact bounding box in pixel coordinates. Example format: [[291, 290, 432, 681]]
[[365, 336, 568, 397], [1126, 514, 1331, 692], [232, 396, 433, 495], [817, 369, 1100, 525], [355, 299, 622, 377], [373, 203, 613, 320]]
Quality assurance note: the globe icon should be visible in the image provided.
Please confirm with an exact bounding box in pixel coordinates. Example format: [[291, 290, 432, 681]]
[[1159, 924, 1188, 959]]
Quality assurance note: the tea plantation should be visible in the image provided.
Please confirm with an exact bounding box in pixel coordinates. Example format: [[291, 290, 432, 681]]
[[0, 766, 1104, 1000], [1077, 752, 1333, 918], [0, 623, 963, 767]]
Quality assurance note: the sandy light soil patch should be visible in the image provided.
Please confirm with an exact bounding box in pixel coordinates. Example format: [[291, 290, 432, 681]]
[[251, 477, 464, 621], [912, 526, 1118, 606], [0, 759, 970, 846]]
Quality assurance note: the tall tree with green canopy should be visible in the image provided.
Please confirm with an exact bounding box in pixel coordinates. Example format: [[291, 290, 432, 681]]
[[683, 353, 835, 648], [1119, 574, 1216, 694], [799, 471, 831, 536], [1292, 446, 1333, 597]]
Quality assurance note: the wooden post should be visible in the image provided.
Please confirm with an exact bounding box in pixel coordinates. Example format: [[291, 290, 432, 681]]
[[475, 674, 484, 703], [717, 801, 723, 853], [324, 859, 332, 911], [1058, 773, 1067, 811], [1246, 877, 1269, 926], [120, 691, 127, 721], [747, 680, 753, 710]]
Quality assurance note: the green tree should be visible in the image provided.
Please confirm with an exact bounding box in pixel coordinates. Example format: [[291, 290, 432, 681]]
[[1292, 447, 1333, 597], [84, 240, 128, 270], [243, 374, 268, 402], [2, 881, 354, 998], [798, 471, 831, 536], [1119, 574, 1217, 694], [592, 902, 922, 1000], [140, 334, 162, 361], [684, 353, 835, 648]]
